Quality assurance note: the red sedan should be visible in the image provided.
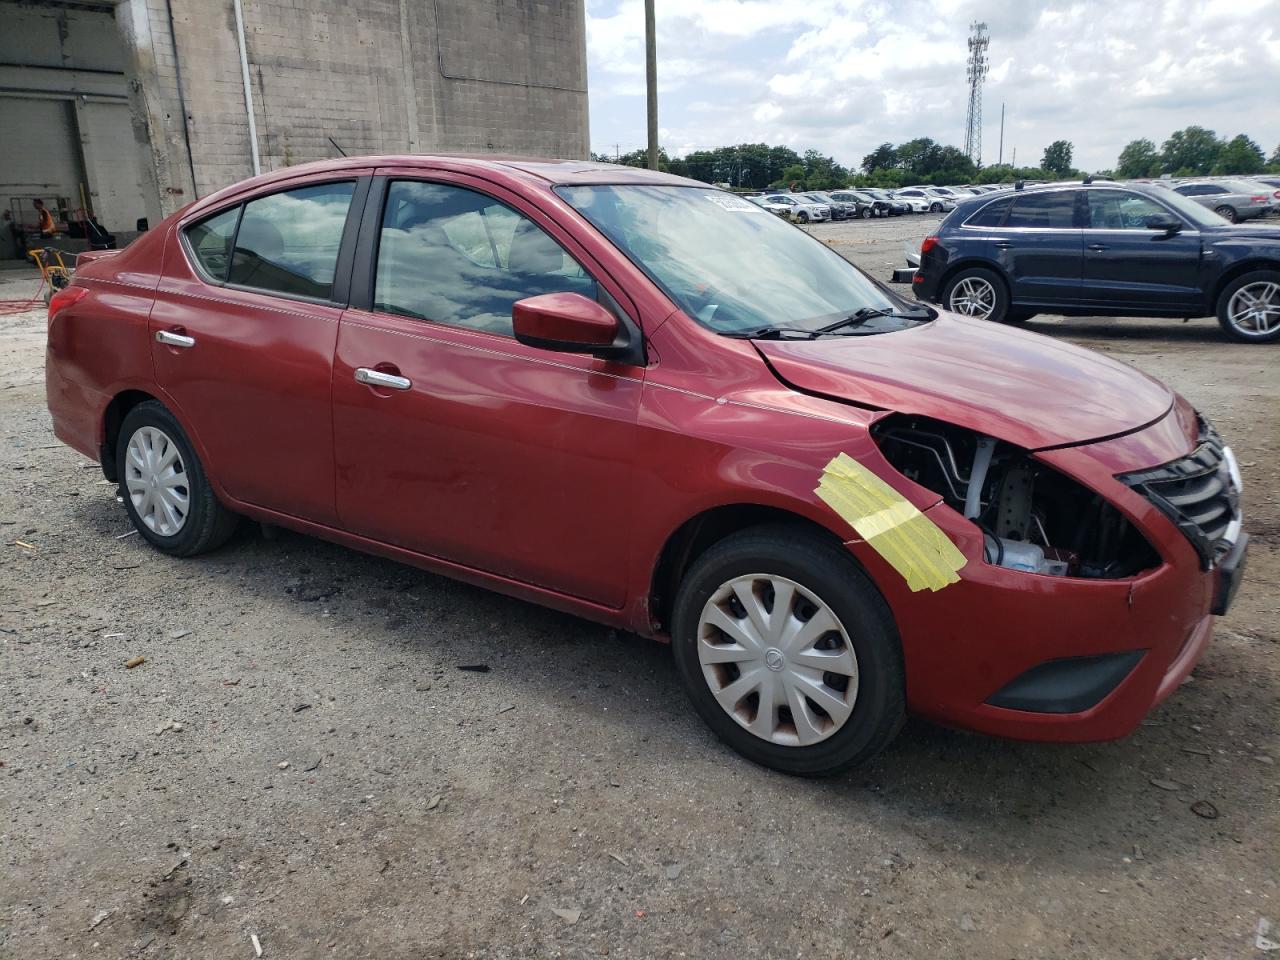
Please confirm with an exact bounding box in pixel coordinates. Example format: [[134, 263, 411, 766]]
[[45, 156, 1247, 775]]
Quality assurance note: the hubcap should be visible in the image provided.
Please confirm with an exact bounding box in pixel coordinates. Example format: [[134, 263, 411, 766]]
[[949, 276, 997, 319], [697, 574, 859, 747], [124, 426, 189, 536], [1227, 281, 1280, 337]]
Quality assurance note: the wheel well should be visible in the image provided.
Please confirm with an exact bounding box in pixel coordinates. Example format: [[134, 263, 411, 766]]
[[101, 390, 158, 482], [648, 504, 847, 635], [1209, 259, 1280, 309]]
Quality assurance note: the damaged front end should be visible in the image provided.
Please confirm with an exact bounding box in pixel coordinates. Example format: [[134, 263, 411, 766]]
[[872, 414, 1161, 579]]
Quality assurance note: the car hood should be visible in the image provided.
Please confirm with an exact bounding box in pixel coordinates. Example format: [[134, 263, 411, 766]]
[[756, 313, 1174, 450]]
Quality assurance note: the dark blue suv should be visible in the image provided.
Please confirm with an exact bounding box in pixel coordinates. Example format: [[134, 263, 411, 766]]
[[912, 181, 1280, 343]]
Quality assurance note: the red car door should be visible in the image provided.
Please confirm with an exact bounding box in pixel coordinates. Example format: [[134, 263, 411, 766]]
[[331, 173, 644, 607], [151, 177, 367, 524]]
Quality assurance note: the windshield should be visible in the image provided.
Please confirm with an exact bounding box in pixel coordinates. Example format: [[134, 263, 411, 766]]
[[557, 185, 923, 336], [1153, 187, 1231, 228]]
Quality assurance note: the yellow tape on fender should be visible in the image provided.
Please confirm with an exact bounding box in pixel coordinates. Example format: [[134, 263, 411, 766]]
[[815, 453, 967, 592]]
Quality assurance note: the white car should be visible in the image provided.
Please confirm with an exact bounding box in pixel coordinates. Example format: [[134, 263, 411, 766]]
[[893, 188, 955, 213], [890, 190, 932, 213], [757, 194, 831, 223]]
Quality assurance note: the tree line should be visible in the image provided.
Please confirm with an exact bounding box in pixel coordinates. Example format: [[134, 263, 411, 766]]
[[592, 128, 1280, 191]]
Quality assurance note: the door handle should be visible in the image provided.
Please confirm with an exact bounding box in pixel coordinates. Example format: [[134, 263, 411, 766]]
[[355, 367, 411, 391], [155, 329, 195, 348], [1088, 243, 1109, 252], [994, 240, 1013, 248]]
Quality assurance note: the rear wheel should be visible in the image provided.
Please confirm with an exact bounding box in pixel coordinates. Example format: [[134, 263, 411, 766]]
[[929, 202, 943, 213], [116, 401, 239, 556], [1214, 204, 1238, 223], [671, 525, 905, 776], [860, 207, 873, 220], [1216, 270, 1280, 343], [941, 267, 1010, 323]]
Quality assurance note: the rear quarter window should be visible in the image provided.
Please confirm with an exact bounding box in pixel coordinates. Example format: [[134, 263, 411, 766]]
[[963, 197, 1012, 227]]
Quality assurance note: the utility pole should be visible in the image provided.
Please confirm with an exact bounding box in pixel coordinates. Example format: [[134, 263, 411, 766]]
[[998, 102, 1005, 166], [963, 21, 989, 167], [1012, 147, 1017, 168], [645, 0, 658, 170]]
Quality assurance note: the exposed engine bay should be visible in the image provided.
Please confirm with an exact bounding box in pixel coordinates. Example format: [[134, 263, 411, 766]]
[[873, 415, 1160, 579]]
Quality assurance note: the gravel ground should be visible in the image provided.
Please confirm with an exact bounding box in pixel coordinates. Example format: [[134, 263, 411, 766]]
[[2, 219, 1277, 960]]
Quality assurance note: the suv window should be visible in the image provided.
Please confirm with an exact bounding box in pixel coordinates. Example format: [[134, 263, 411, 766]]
[[965, 197, 1011, 227], [1087, 191, 1170, 229], [374, 181, 596, 336], [1005, 190, 1078, 228], [228, 182, 355, 300], [185, 206, 240, 281]]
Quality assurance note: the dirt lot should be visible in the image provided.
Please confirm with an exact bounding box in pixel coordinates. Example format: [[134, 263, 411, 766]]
[[2, 217, 1277, 960]]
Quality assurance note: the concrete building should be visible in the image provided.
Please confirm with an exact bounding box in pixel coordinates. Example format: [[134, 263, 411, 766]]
[[0, 0, 589, 260]]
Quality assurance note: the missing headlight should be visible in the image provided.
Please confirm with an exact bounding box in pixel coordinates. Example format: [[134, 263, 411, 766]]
[[872, 415, 1160, 579]]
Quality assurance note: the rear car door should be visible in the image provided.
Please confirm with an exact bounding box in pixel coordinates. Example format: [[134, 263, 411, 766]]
[[331, 174, 645, 607], [997, 189, 1084, 306], [1080, 189, 1204, 311], [152, 177, 366, 525]]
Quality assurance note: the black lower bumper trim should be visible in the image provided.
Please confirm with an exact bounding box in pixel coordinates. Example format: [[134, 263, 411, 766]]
[[1212, 531, 1248, 616], [986, 650, 1147, 714]]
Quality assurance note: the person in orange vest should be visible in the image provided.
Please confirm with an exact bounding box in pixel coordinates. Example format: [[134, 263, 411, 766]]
[[32, 199, 56, 237]]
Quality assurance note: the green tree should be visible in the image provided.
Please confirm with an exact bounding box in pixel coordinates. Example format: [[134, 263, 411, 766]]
[[1160, 126, 1222, 175], [861, 142, 897, 173], [779, 164, 807, 189], [1041, 140, 1074, 177], [1115, 138, 1161, 179], [1212, 134, 1266, 175]]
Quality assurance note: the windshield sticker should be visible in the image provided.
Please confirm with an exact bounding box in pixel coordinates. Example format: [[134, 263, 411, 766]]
[[704, 193, 766, 213]]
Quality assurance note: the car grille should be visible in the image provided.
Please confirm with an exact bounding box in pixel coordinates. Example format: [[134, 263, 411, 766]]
[[1119, 416, 1242, 569]]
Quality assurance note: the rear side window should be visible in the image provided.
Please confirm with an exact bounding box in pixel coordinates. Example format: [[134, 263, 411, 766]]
[[373, 181, 596, 336], [965, 197, 1012, 227], [227, 181, 355, 300], [185, 207, 240, 281], [1005, 191, 1078, 228]]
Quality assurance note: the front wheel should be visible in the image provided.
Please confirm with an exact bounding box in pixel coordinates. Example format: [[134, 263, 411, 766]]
[[672, 525, 905, 776], [929, 202, 943, 213], [1216, 270, 1280, 343], [116, 401, 239, 556], [1214, 205, 1238, 224], [796, 211, 809, 223], [941, 267, 1010, 323]]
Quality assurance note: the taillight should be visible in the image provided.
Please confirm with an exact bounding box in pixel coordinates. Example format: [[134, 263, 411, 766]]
[[1250, 195, 1267, 203], [920, 236, 940, 256], [47, 285, 88, 324]]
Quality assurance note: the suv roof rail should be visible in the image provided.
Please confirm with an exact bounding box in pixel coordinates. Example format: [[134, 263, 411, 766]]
[[1082, 174, 1115, 185]]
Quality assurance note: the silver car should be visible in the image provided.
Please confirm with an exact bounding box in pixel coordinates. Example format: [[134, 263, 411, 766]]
[[1171, 179, 1277, 223]]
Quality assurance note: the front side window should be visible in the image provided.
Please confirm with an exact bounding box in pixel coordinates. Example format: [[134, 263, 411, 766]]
[[1087, 191, 1168, 229], [1005, 191, 1078, 229], [228, 181, 355, 300], [374, 181, 595, 336], [559, 185, 916, 336], [185, 206, 240, 280]]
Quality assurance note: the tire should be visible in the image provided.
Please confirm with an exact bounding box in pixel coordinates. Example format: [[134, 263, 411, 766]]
[[796, 211, 809, 223], [860, 207, 873, 220], [116, 401, 239, 556], [929, 202, 943, 213], [940, 266, 1010, 323], [1215, 269, 1280, 343], [671, 524, 905, 776], [1214, 205, 1238, 224]]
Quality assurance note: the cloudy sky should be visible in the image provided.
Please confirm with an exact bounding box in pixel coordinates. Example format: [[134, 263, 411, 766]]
[[585, 0, 1280, 172]]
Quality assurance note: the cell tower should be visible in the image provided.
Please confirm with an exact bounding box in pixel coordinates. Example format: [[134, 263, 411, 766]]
[[964, 21, 989, 166]]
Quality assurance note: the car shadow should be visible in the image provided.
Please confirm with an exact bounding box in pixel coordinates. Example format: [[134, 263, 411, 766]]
[[1025, 315, 1229, 344]]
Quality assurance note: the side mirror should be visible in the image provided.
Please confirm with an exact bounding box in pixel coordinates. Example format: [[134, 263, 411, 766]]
[[1144, 213, 1182, 234], [513, 292, 630, 360]]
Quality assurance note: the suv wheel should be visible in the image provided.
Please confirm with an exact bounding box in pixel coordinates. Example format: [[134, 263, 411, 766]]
[[116, 401, 239, 556], [1214, 204, 1238, 223], [1216, 270, 1280, 343], [941, 267, 1010, 323], [671, 525, 905, 776]]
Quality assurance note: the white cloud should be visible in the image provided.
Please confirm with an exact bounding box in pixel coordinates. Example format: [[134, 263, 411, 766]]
[[585, 0, 1280, 171]]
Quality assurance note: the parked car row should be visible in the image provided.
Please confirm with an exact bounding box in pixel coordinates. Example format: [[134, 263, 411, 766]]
[[745, 185, 960, 221], [1155, 177, 1280, 224]]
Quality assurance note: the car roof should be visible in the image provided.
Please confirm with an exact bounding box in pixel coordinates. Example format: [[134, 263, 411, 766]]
[[944, 178, 1182, 215], [186, 154, 706, 217]]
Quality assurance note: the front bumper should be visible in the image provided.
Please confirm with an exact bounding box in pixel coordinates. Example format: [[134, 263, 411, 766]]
[[849, 408, 1244, 743]]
